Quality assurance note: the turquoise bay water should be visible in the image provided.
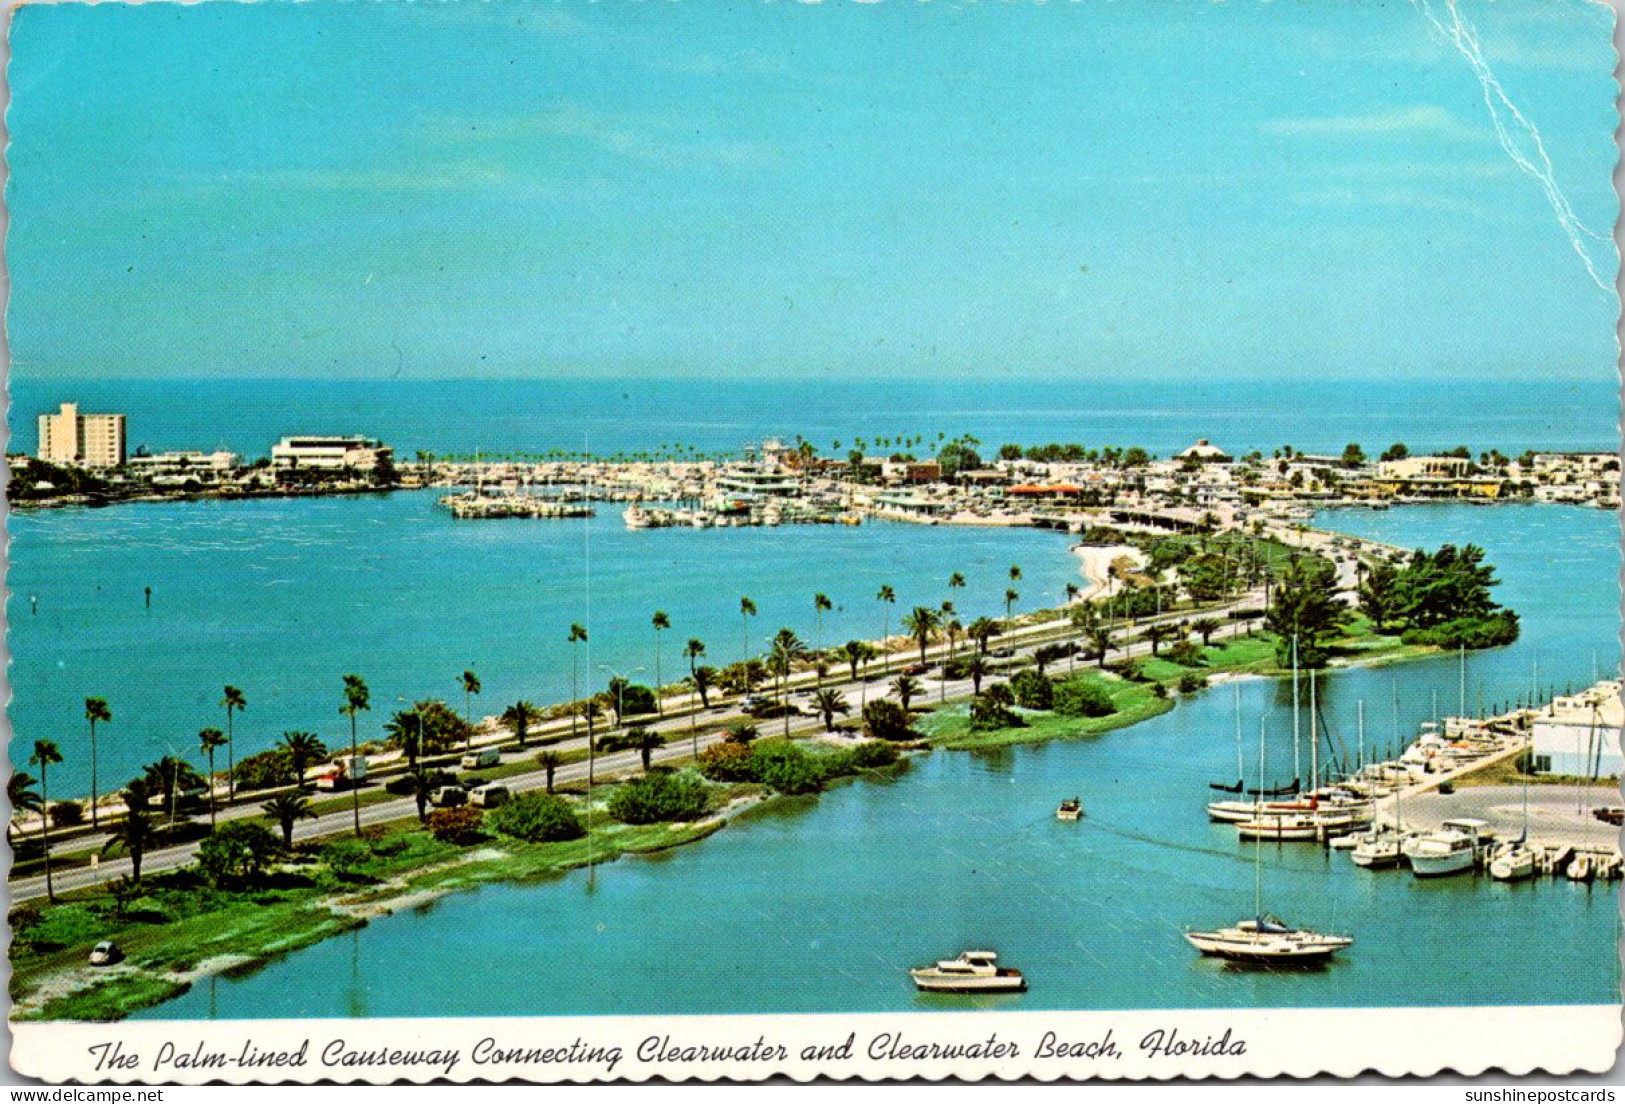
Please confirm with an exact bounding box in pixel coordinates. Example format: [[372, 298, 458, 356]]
[[135, 503, 1621, 1018], [11, 492, 1079, 794]]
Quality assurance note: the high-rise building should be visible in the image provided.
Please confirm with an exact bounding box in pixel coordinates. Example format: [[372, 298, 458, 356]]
[[37, 403, 127, 468]]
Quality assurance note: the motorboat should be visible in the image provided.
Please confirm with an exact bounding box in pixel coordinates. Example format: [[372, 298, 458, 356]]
[[1408, 818, 1493, 878], [1056, 797, 1083, 822], [909, 950, 1027, 993], [1566, 852, 1594, 882], [1184, 916, 1353, 964]]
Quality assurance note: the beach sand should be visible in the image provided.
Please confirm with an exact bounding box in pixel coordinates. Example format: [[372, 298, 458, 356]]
[[1072, 544, 1147, 601]]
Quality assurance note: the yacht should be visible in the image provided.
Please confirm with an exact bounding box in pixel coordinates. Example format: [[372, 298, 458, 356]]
[[909, 950, 1027, 993], [622, 504, 650, 530], [1408, 818, 1493, 878], [1056, 797, 1083, 822], [1184, 916, 1353, 964]]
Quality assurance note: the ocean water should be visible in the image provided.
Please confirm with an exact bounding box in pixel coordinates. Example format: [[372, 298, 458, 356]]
[[135, 502, 1622, 1018], [10, 491, 1081, 794], [11, 376, 1619, 461]]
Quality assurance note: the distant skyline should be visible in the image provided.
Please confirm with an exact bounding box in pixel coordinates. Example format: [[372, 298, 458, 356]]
[[7, 0, 1619, 383]]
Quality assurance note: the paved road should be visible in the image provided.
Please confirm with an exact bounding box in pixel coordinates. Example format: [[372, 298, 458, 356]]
[[10, 590, 1265, 903]]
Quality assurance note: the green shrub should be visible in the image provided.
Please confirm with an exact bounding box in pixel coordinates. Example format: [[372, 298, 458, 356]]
[[698, 741, 759, 782], [1010, 669, 1054, 710], [848, 740, 901, 768], [862, 700, 916, 741], [970, 684, 1024, 730], [1164, 640, 1205, 667], [426, 806, 485, 845], [608, 772, 710, 824], [49, 801, 85, 829], [750, 744, 825, 795], [231, 749, 294, 792], [488, 793, 585, 843], [1177, 672, 1209, 694], [1400, 612, 1520, 650], [196, 821, 283, 886], [322, 839, 374, 882], [723, 721, 760, 744], [1054, 680, 1116, 718]]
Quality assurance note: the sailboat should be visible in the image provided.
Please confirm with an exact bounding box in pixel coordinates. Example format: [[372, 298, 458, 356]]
[[1489, 744, 1535, 881], [1187, 713, 1354, 963]]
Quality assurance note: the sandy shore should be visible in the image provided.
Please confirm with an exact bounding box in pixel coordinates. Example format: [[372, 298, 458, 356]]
[[1072, 544, 1146, 600]]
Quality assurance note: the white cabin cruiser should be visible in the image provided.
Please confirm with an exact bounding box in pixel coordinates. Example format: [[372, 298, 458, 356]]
[[1408, 818, 1493, 878], [909, 950, 1027, 993]]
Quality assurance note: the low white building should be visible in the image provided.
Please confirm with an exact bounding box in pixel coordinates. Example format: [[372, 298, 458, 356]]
[[271, 435, 391, 471], [1530, 681, 1623, 778], [127, 450, 239, 478]]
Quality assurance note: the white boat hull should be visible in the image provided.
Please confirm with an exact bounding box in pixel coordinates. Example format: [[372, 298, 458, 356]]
[[909, 970, 1027, 993], [1184, 927, 1352, 963], [1409, 851, 1475, 878], [1489, 850, 1535, 881]]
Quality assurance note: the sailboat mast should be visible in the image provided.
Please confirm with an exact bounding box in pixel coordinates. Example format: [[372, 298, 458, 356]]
[[1256, 715, 1266, 917], [1310, 667, 1319, 801], [1292, 636, 1301, 785], [1233, 682, 1244, 784], [1357, 699, 1365, 775]]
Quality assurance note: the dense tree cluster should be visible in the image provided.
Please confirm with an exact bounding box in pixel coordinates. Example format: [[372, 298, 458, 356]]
[[1359, 544, 1519, 650]]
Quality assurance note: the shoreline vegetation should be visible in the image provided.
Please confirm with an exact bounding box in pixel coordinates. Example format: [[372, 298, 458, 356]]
[[10, 521, 1518, 1023]]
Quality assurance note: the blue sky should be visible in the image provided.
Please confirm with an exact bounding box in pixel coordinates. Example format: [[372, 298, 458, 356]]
[[7, 0, 1618, 382]]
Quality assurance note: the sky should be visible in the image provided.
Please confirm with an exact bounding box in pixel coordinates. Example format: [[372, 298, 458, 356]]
[[6, 0, 1620, 383]]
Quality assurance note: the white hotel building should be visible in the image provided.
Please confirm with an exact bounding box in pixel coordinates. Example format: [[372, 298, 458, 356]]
[[271, 435, 392, 471], [37, 402, 127, 469]]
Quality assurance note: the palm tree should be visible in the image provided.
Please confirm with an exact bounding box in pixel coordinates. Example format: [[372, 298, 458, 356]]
[[144, 756, 189, 826], [261, 791, 316, 848], [628, 725, 666, 772], [1191, 617, 1224, 648], [1065, 582, 1081, 604], [29, 740, 62, 901], [384, 709, 424, 768], [83, 697, 111, 828], [502, 700, 540, 747], [106, 874, 142, 919], [460, 669, 482, 741], [1004, 587, 1020, 621], [403, 768, 434, 823], [198, 728, 227, 828], [948, 572, 966, 608], [875, 585, 897, 655], [1145, 622, 1171, 657], [739, 597, 758, 662], [811, 688, 849, 731], [8, 772, 41, 854], [963, 655, 991, 695], [968, 616, 1000, 655], [684, 638, 707, 706], [691, 665, 716, 709], [339, 674, 370, 837], [768, 628, 808, 738], [101, 800, 153, 884], [891, 674, 922, 713], [537, 750, 562, 794], [280, 730, 327, 787], [1090, 627, 1115, 668], [651, 611, 671, 713], [1009, 564, 1023, 586], [903, 606, 940, 665], [813, 593, 833, 677], [221, 685, 247, 802], [568, 623, 589, 740]]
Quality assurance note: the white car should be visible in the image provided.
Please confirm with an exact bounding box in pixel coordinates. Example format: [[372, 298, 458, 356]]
[[89, 941, 123, 967]]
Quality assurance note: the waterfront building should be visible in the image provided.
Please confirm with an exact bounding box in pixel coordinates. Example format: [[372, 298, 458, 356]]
[[1530, 681, 1623, 778], [126, 450, 239, 482], [1175, 438, 1232, 464], [37, 402, 127, 468], [881, 459, 942, 486], [271, 435, 392, 471]]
